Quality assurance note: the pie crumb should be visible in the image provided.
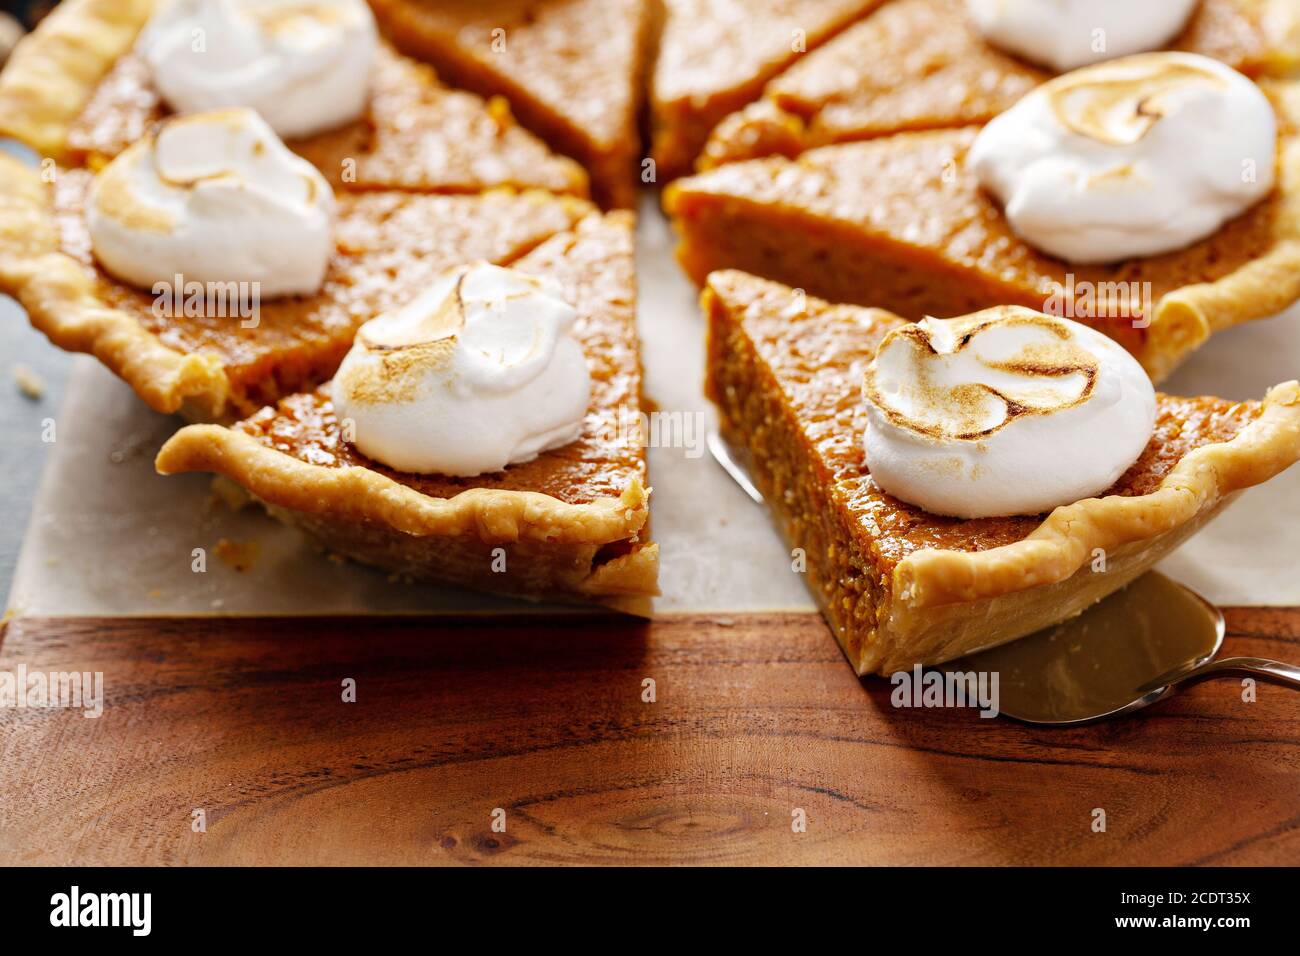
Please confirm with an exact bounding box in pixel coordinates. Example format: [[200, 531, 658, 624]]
[[214, 537, 260, 573], [13, 364, 44, 400]]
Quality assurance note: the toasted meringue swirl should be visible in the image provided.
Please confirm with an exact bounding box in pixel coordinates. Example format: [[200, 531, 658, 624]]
[[1048, 57, 1227, 145], [139, 0, 378, 140], [966, 0, 1199, 73], [86, 108, 335, 297], [332, 263, 592, 476], [863, 307, 1156, 518], [969, 52, 1277, 263]]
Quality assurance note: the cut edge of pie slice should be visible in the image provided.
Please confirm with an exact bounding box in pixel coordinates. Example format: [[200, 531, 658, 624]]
[[648, 0, 885, 180], [0, 0, 592, 199], [0, 151, 595, 422], [698, 0, 1300, 170], [668, 78, 1300, 384], [368, 0, 664, 210], [703, 269, 1300, 675], [155, 212, 659, 612]]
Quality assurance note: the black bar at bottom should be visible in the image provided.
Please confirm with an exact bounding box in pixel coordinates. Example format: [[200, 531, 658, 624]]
[[0, 865, 1288, 941]]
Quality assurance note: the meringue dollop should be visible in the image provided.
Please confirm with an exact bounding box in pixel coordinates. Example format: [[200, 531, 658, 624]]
[[862, 307, 1156, 519], [139, 0, 378, 140], [86, 108, 335, 297], [966, 0, 1200, 72], [968, 52, 1277, 263], [331, 263, 593, 476]]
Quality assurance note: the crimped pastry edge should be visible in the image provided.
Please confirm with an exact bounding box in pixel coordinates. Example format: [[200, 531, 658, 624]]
[[0, 0, 155, 161], [155, 423, 659, 604], [894, 380, 1300, 610], [0, 151, 233, 419], [1142, 78, 1300, 379], [156, 425, 652, 546]]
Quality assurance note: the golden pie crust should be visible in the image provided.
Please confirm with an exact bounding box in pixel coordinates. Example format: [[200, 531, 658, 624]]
[[700, 0, 1300, 169], [0, 0, 149, 162], [156, 213, 659, 610], [668, 78, 1300, 383], [705, 269, 1300, 674]]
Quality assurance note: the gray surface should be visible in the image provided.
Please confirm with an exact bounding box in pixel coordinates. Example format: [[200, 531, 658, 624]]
[[1, 294, 71, 604]]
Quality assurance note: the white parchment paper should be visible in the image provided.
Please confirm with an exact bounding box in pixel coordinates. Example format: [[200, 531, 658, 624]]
[[7, 199, 1299, 615]]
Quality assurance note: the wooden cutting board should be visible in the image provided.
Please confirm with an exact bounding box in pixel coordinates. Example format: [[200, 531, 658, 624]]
[[1, 609, 1298, 865]]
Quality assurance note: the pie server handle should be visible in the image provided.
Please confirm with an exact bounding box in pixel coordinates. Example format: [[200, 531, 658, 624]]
[[1166, 656, 1300, 691]]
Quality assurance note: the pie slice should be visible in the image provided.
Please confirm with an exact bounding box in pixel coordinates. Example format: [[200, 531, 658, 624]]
[[0, 0, 589, 197], [649, 0, 885, 179], [667, 79, 1300, 382], [704, 270, 1300, 674], [700, 0, 1300, 169], [155, 212, 658, 610], [368, 0, 664, 209], [0, 152, 592, 421]]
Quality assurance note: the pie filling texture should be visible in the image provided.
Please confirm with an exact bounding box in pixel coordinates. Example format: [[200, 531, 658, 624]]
[[668, 113, 1296, 378], [155, 212, 657, 605], [649, 0, 886, 179], [368, 0, 663, 209], [51, 168, 590, 417], [706, 271, 1255, 567], [704, 270, 1270, 671], [698, 0, 1285, 168], [66, 45, 590, 198], [235, 214, 647, 510]]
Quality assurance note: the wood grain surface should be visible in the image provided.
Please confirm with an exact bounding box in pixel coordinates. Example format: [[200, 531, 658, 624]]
[[1, 610, 1298, 866]]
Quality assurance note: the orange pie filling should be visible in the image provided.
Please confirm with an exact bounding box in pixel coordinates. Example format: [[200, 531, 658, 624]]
[[703, 270, 1286, 673], [155, 213, 658, 607], [49, 167, 589, 418], [65, 45, 590, 198], [699, 0, 1290, 169], [669, 92, 1300, 382], [368, 0, 663, 209], [649, 0, 886, 179]]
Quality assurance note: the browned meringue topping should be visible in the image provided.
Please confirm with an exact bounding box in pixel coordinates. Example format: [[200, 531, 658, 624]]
[[1047, 53, 1227, 146], [359, 272, 466, 350], [863, 306, 1099, 441], [252, 1, 358, 34], [91, 149, 177, 233]]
